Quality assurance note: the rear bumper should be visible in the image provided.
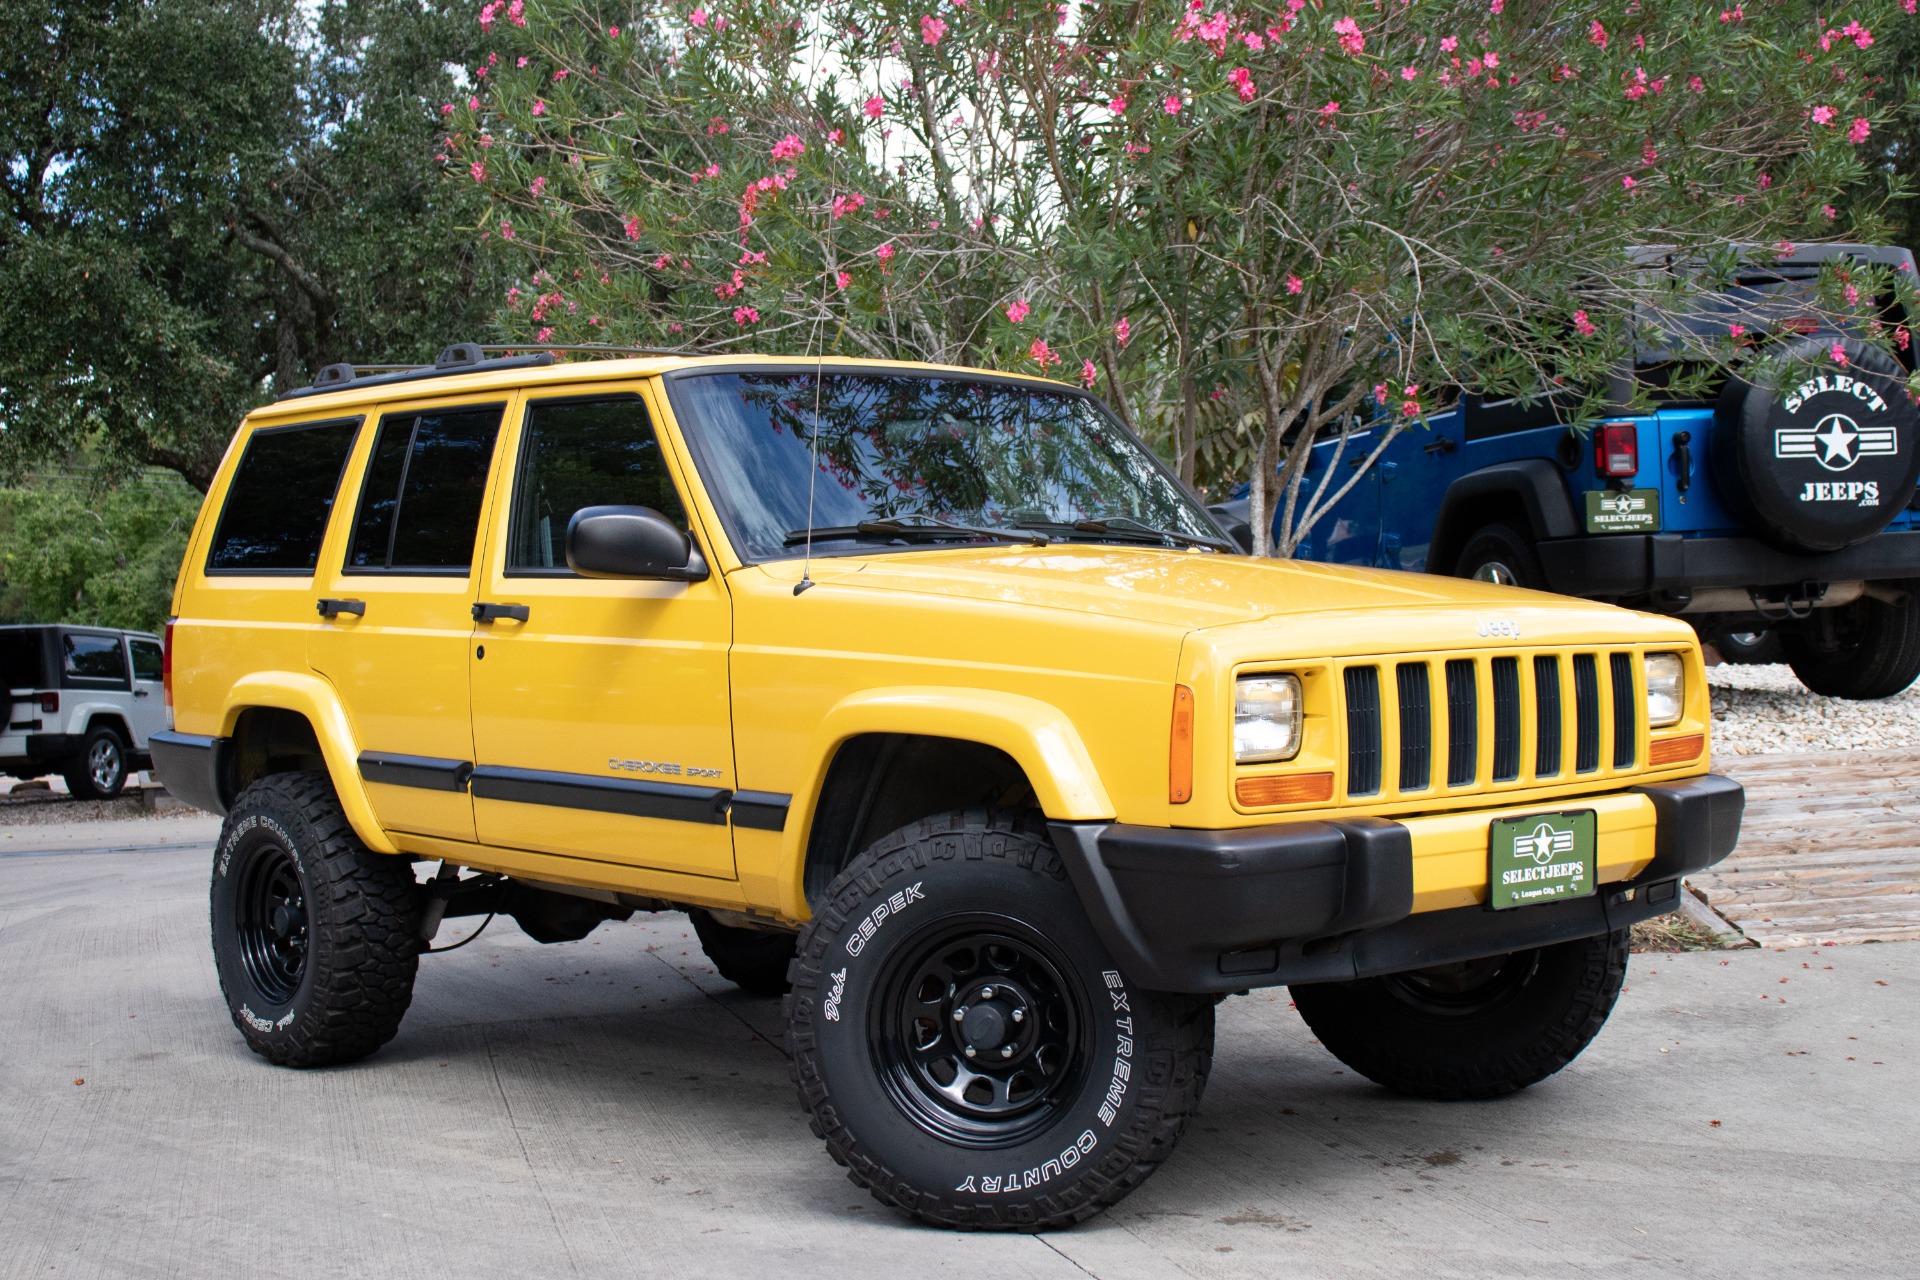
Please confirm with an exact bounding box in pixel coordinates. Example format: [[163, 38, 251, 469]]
[[1538, 530, 1920, 598], [147, 731, 231, 815], [1050, 774, 1744, 994]]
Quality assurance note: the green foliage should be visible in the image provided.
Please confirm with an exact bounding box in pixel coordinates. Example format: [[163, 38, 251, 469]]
[[0, 0, 509, 491], [0, 471, 201, 633]]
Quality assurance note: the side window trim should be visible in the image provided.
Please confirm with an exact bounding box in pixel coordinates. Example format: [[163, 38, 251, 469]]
[[341, 400, 507, 576], [204, 416, 364, 576]]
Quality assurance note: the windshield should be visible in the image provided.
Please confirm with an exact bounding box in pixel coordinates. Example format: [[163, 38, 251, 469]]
[[670, 371, 1217, 561]]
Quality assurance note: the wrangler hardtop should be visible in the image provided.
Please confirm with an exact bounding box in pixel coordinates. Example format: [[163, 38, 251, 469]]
[[157, 343, 1742, 1229], [1, 623, 165, 798]]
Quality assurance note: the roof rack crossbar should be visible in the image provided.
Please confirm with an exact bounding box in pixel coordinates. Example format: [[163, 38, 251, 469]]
[[276, 341, 706, 402]]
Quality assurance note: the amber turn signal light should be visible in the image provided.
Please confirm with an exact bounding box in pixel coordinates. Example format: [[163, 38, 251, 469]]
[[1235, 772, 1335, 807], [1649, 734, 1704, 766], [1169, 686, 1195, 803]]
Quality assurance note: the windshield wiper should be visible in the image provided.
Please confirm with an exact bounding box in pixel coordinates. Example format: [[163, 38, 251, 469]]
[[1014, 516, 1232, 552], [784, 516, 1047, 547]]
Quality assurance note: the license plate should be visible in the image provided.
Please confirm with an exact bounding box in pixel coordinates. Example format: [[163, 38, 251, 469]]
[[1488, 811, 1597, 910], [1583, 488, 1660, 534]]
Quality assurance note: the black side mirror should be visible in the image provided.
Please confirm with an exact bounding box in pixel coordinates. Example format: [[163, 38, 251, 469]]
[[565, 505, 709, 581]]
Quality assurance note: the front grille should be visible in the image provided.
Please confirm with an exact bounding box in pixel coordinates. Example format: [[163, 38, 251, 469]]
[[1344, 665, 1382, 797], [1328, 646, 1649, 804]]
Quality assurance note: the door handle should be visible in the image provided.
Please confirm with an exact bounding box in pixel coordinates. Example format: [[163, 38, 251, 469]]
[[471, 602, 530, 624], [317, 598, 366, 619], [134, 689, 151, 697]]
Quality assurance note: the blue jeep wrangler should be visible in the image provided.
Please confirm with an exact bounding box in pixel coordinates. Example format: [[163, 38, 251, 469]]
[[1218, 244, 1920, 700]]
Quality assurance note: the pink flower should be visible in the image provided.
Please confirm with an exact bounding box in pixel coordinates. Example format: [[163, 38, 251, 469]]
[[771, 134, 806, 161], [500, 220, 514, 240], [468, 96, 480, 111], [1719, 5, 1743, 22], [1811, 105, 1837, 126], [517, 57, 527, 67], [530, 176, 547, 197], [1484, 52, 1500, 69], [1163, 95, 1183, 115], [690, 9, 708, 27], [705, 164, 720, 177], [1573, 309, 1597, 337], [1846, 284, 1861, 307], [1830, 341, 1849, 366], [1082, 359, 1098, 388], [1373, 384, 1388, 405], [1318, 101, 1341, 121], [651, 253, 671, 269], [831, 193, 866, 219], [1490, 0, 1504, 11], [535, 327, 553, 341], [1006, 299, 1031, 323], [1621, 176, 1637, 190], [921, 15, 947, 45], [1229, 68, 1256, 101], [1823, 204, 1839, 221], [531, 99, 546, 117], [708, 118, 730, 136], [469, 161, 487, 183], [608, 25, 619, 37], [1285, 275, 1303, 295], [1687, 76, 1705, 93], [875, 242, 896, 264], [1400, 66, 1420, 81], [440, 103, 454, 115], [1728, 324, 1746, 339], [479, 1, 500, 31], [734, 307, 759, 326], [507, 0, 524, 26], [827, 128, 844, 144], [624, 216, 642, 240], [1028, 338, 1060, 368], [1115, 317, 1131, 346], [1108, 95, 1128, 114], [835, 271, 852, 290], [1849, 117, 1872, 144], [553, 68, 568, 81], [1440, 35, 1458, 53], [1242, 31, 1264, 52], [1400, 399, 1421, 418], [1588, 20, 1607, 49], [864, 96, 885, 119], [1331, 17, 1365, 56]]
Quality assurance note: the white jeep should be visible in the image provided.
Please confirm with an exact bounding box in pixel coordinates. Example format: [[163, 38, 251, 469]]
[[0, 625, 167, 799]]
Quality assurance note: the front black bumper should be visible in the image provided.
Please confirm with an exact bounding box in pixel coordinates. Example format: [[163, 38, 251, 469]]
[[1537, 530, 1920, 599], [1049, 774, 1744, 994]]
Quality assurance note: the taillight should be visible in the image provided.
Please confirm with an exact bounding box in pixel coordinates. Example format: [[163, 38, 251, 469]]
[[39, 692, 58, 714], [1595, 422, 1640, 478], [162, 619, 175, 723]]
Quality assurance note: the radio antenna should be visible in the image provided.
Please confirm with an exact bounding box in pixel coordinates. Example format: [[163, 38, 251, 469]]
[[796, 189, 838, 597]]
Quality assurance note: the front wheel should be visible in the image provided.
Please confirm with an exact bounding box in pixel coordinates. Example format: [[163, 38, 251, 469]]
[[65, 725, 128, 800], [210, 772, 423, 1067], [787, 810, 1214, 1230], [1778, 587, 1920, 699], [1290, 929, 1628, 1100]]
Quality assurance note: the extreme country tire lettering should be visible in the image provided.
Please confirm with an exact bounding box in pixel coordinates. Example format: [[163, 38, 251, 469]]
[[785, 808, 1214, 1230], [209, 772, 424, 1068]]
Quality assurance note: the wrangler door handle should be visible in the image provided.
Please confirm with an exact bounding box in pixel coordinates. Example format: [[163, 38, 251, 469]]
[[317, 598, 366, 619], [471, 602, 530, 624]]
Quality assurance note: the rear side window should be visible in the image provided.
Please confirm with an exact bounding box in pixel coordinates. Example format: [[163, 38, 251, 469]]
[[506, 396, 688, 573], [64, 634, 127, 683], [129, 641, 164, 681], [347, 405, 503, 573], [206, 419, 361, 573], [1, 631, 48, 689]]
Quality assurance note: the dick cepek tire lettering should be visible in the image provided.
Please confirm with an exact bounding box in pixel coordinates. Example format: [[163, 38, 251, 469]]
[[785, 808, 1214, 1230]]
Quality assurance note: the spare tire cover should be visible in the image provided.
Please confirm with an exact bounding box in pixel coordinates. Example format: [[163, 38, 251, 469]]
[[1712, 336, 1920, 553]]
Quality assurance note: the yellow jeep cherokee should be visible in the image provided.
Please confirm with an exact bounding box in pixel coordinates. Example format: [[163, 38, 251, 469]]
[[154, 344, 1742, 1230]]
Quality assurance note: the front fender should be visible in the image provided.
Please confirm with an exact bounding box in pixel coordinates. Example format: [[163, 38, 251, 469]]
[[219, 671, 397, 855]]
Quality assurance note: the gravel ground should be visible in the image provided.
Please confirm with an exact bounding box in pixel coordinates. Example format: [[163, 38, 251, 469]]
[[1709, 662, 1920, 756]]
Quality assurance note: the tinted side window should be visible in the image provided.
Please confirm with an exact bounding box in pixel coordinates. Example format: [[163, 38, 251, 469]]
[[507, 397, 688, 572], [346, 406, 503, 573], [64, 635, 127, 682], [206, 419, 361, 572], [129, 641, 164, 681]]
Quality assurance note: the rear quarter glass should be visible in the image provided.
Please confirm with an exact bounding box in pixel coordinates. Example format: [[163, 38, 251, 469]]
[[206, 418, 363, 574]]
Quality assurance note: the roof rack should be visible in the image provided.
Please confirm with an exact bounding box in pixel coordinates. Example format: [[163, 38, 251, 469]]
[[276, 341, 698, 402]]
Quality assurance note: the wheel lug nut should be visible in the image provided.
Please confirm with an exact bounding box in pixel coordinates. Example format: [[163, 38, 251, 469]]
[[1000, 1045, 1014, 1058], [1011, 1008, 1025, 1024], [980, 986, 995, 1000], [964, 1045, 976, 1058], [952, 1007, 967, 1022]]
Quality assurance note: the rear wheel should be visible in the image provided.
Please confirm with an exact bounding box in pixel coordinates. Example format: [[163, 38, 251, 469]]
[[210, 772, 422, 1066], [1290, 930, 1628, 1100], [1778, 587, 1920, 699], [688, 909, 796, 996], [787, 809, 1213, 1230], [64, 725, 128, 800], [1453, 523, 1545, 590]]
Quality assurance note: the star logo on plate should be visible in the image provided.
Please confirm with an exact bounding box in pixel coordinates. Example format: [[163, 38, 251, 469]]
[[1514, 823, 1574, 865]]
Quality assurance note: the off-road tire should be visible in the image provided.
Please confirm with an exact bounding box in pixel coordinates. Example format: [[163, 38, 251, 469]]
[[688, 909, 796, 996], [787, 809, 1214, 1230], [1778, 587, 1920, 699], [1290, 929, 1628, 1101], [1706, 627, 1784, 666], [64, 724, 128, 800], [1453, 522, 1546, 590], [209, 772, 422, 1067]]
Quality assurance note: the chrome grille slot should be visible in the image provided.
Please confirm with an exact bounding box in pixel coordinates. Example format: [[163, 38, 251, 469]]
[[1573, 654, 1601, 773], [1445, 659, 1477, 787], [1396, 662, 1432, 792], [1534, 655, 1563, 777], [1491, 657, 1521, 782], [1610, 651, 1637, 768], [1345, 665, 1383, 797]]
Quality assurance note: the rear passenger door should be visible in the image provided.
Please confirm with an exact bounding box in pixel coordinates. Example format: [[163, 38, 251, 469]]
[[307, 398, 506, 842], [466, 388, 736, 880]]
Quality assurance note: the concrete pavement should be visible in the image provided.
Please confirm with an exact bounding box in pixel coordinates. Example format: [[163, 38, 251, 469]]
[[1, 827, 1914, 1279]]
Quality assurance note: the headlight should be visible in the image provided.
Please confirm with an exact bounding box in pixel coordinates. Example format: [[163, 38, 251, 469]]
[[1235, 674, 1303, 763], [1644, 652, 1684, 727]]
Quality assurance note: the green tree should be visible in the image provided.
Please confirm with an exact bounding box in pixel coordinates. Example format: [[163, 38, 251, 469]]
[[0, 0, 509, 492], [0, 468, 201, 632]]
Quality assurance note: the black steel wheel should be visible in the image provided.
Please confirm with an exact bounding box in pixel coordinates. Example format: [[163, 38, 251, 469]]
[[1291, 929, 1628, 1101], [788, 809, 1214, 1230], [210, 772, 422, 1067], [873, 920, 1091, 1148]]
